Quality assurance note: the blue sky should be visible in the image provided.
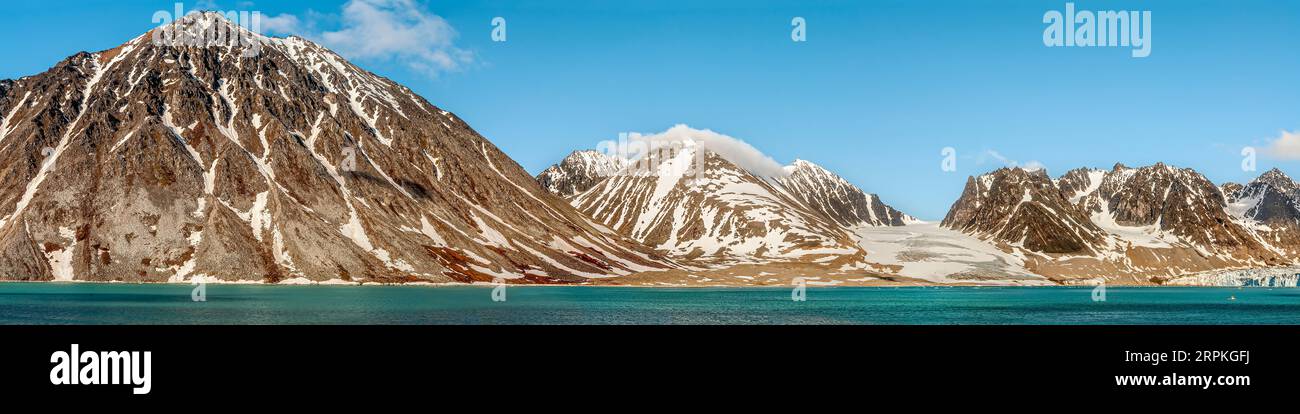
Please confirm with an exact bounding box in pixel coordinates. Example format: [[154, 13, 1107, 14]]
[[2, 0, 1297, 220]]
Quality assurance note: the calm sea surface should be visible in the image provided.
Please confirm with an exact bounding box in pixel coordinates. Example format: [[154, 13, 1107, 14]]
[[1, 283, 1297, 325]]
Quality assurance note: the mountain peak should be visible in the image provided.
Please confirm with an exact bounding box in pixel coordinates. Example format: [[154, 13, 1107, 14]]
[[1258, 167, 1293, 183], [778, 159, 915, 227], [943, 164, 1105, 254], [1240, 168, 1299, 203], [174, 10, 263, 31], [790, 159, 819, 168], [0, 17, 674, 283], [784, 158, 831, 175], [150, 10, 287, 56], [536, 150, 630, 198]]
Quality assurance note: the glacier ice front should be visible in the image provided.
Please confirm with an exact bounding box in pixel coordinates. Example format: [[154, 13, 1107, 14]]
[[1167, 268, 1300, 287]]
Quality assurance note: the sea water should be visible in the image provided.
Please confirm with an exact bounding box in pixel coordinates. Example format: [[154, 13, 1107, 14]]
[[0, 284, 1296, 325]]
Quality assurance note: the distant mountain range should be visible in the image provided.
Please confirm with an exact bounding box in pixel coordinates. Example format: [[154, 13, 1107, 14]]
[[1, 13, 1295, 286], [943, 164, 1297, 284], [541, 149, 1300, 286]]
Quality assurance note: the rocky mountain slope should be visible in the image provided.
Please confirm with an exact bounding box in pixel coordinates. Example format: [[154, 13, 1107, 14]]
[[561, 143, 862, 263], [1224, 168, 1300, 256], [778, 160, 917, 227], [943, 167, 1107, 255], [536, 150, 629, 198], [943, 164, 1294, 283], [538, 137, 917, 270], [0, 13, 672, 283]]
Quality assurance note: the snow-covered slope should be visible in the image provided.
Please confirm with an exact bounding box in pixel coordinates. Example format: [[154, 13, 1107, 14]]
[[853, 223, 1049, 285], [540, 129, 916, 265], [565, 141, 863, 263], [943, 163, 1293, 283], [0, 12, 673, 283]]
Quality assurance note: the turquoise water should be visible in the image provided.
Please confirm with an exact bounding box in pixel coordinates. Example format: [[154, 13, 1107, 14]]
[[0, 283, 1297, 324]]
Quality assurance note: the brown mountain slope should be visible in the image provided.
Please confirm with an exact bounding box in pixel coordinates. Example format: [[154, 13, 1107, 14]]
[[0, 13, 671, 283], [943, 164, 1293, 283]]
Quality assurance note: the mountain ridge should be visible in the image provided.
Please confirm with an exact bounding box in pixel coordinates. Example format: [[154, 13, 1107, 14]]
[[0, 12, 674, 283], [536, 138, 917, 266], [942, 164, 1297, 284]]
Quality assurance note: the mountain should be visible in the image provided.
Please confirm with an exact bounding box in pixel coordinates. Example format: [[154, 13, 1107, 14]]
[[943, 167, 1106, 255], [1225, 168, 1300, 255], [537, 137, 918, 272], [1075, 163, 1275, 259], [778, 160, 917, 227], [0, 13, 672, 283], [943, 164, 1292, 283], [558, 142, 862, 263], [536, 150, 629, 198]]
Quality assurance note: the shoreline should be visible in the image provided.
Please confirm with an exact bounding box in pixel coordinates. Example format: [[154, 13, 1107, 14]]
[[0, 280, 1292, 289], [5, 266, 1299, 289]]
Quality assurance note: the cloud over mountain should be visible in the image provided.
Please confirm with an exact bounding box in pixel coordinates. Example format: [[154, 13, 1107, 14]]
[[625, 124, 790, 178], [254, 0, 472, 76], [1264, 130, 1300, 160]]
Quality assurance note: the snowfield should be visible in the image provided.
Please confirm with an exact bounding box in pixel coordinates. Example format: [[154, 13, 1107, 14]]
[[853, 223, 1051, 285]]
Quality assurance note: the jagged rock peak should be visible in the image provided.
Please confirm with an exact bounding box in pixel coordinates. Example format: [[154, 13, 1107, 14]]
[[1255, 168, 1296, 187], [1232, 167, 1300, 228], [942, 167, 1105, 254], [778, 159, 916, 227], [536, 150, 630, 198], [943, 162, 1292, 281]]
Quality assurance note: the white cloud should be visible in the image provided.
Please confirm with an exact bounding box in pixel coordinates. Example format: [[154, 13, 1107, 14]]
[[1263, 130, 1300, 160], [1020, 160, 1047, 172], [242, 0, 471, 76], [978, 149, 1045, 172], [194, 0, 222, 11], [316, 0, 471, 75], [259, 13, 302, 35], [626, 125, 789, 178]]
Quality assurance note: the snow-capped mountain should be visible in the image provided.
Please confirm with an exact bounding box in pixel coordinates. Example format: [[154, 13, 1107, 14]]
[[1074, 163, 1275, 260], [538, 136, 916, 266], [0, 13, 672, 283], [1225, 168, 1300, 255], [561, 142, 863, 263], [778, 160, 918, 227], [943, 164, 1293, 283], [536, 150, 630, 198]]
